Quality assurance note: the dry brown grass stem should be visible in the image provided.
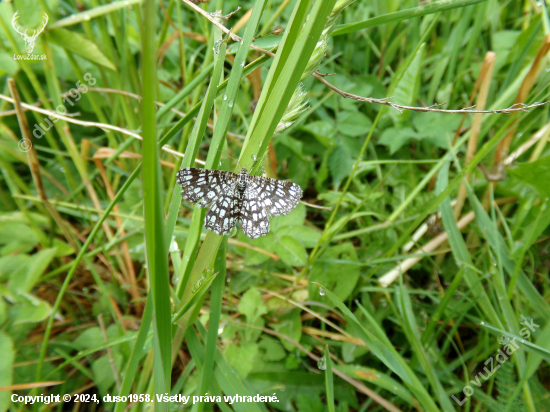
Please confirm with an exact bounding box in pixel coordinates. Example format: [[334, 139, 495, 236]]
[[7, 79, 79, 252], [453, 52, 496, 219]]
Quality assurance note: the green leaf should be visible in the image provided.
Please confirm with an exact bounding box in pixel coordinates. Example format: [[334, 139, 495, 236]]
[[9, 247, 57, 293], [72, 327, 105, 351], [332, 0, 488, 36], [258, 338, 287, 361], [0, 221, 38, 246], [271, 203, 306, 232], [48, 29, 116, 70], [92, 352, 123, 395], [224, 342, 259, 378], [336, 111, 373, 137], [328, 144, 353, 187], [274, 226, 321, 248], [274, 236, 307, 266], [324, 346, 335, 412], [508, 155, 550, 198], [309, 243, 360, 305], [378, 127, 419, 154], [0, 332, 14, 412], [244, 232, 276, 265], [391, 45, 424, 109], [300, 121, 336, 147], [238, 287, 268, 324], [270, 309, 302, 352], [11, 294, 51, 325]]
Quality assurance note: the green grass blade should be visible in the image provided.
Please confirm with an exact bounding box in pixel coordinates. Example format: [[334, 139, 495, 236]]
[[318, 283, 440, 412], [332, 0, 487, 36], [324, 346, 335, 412], [140, 0, 171, 401]]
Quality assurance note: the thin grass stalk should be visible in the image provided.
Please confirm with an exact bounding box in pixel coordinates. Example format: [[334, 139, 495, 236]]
[[324, 346, 335, 412]]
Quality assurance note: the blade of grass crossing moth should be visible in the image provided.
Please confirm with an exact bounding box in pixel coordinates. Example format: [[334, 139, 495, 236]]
[[174, 0, 268, 333], [436, 162, 502, 327], [113, 298, 154, 412], [318, 284, 440, 412], [324, 346, 335, 412], [193, 239, 227, 412], [164, 42, 226, 250], [141, 0, 171, 402], [396, 277, 456, 411], [240, 0, 338, 170]]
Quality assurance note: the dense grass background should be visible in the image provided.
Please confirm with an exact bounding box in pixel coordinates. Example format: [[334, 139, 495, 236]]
[[0, 0, 550, 411]]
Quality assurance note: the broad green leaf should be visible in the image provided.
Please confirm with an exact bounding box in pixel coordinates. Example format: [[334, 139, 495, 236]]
[[244, 232, 276, 265], [378, 127, 418, 154], [48, 29, 116, 70], [238, 287, 268, 324], [0, 221, 38, 246], [270, 309, 302, 352], [274, 226, 321, 248], [328, 144, 353, 187], [11, 294, 51, 325], [336, 111, 373, 137], [390, 44, 424, 119], [258, 339, 286, 361], [309, 243, 360, 306], [508, 155, 550, 198], [300, 121, 337, 147], [274, 236, 307, 266], [92, 352, 123, 395], [224, 342, 259, 378], [72, 327, 105, 351], [271, 203, 306, 231], [9, 247, 57, 293]]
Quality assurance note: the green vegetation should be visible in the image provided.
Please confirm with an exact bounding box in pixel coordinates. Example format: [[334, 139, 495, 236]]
[[0, 0, 549, 411]]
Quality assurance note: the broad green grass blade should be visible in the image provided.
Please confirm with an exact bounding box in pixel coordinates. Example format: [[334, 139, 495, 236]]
[[140, 0, 171, 402]]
